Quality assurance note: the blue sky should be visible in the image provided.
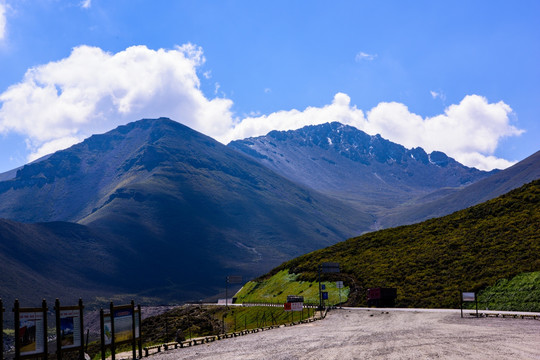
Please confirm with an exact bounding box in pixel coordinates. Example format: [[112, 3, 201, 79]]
[[0, 0, 538, 173]]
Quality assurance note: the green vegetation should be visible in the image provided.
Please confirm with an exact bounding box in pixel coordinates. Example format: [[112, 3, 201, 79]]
[[468, 272, 540, 312], [242, 180, 540, 309], [235, 269, 349, 305]]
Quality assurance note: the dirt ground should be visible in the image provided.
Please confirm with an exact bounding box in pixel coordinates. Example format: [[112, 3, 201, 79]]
[[147, 308, 540, 360]]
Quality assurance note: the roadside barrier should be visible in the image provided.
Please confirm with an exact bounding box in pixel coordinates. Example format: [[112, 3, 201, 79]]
[[142, 306, 329, 357]]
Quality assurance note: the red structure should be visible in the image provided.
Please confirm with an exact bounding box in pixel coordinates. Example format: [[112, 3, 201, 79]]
[[367, 288, 397, 307]]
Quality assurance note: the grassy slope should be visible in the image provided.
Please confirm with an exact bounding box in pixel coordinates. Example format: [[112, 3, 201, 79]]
[[471, 272, 540, 312], [235, 269, 349, 305], [241, 179, 540, 309]]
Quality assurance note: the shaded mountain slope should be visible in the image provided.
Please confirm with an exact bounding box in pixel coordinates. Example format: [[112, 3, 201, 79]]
[[0, 219, 119, 305], [248, 179, 540, 309], [0, 118, 372, 303]]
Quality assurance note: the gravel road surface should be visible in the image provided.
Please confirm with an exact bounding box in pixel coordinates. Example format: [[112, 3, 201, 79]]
[[148, 308, 540, 359]]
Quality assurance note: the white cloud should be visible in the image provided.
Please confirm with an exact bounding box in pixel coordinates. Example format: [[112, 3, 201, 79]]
[[227, 94, 523, 171], [0, 1, 6, 41], [0, 44, 524, 171], [365, 95, 523, 170], [355, 52, 377, 62], [0, 44, 234, 161], [80, 0, 91, 9], [222, 93, 366, 143], [430, 90, 446, 101]]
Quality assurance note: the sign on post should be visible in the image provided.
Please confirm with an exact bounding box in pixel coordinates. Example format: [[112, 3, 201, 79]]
[[14, 299, 48, 360], [285, 296, 304, 312], [336, 281, 343, 289], [321, 262, 340, 273], [55, 298, 85, 360], [227, 276, 243, 284], [460, 292, 478, 318], [318, 262, 340, 309], [462, 292, 475, 302], [100, 301, 139, 360]]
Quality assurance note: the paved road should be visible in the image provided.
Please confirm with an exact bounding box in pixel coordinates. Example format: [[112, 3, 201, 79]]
[[147, 308, 540, 359]]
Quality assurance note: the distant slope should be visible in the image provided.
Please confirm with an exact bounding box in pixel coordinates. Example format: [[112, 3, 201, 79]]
[[0, 219, 119, 305], [245, 179, 540, 309], [381, 150, 540, 227], [0, 118, 372, 303], [229, 122, 493, 220]]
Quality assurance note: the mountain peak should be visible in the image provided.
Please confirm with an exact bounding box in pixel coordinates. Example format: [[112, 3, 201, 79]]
[[229, 122, 493, 220], [230, 122, 466, 169]]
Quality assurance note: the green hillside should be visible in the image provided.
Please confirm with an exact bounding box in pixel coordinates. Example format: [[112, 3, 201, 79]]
[[471, 272, 540, 312], [240, 179, 540, 309]]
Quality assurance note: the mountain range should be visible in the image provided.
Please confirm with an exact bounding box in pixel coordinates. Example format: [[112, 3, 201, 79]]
[[0, 118, 538, 305], [0, 118, 369, 305], [229, 122, 504, 228]]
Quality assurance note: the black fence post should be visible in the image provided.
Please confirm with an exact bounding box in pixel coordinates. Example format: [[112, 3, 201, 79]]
[[99, 309, 105, 360], [14, 299, 19, 360], [460, 291, 463, 318], [55, 299, 61, 360], [0, 299, 3, 360], [137, 304, 142, 359], [131, 301, 136, 360], [79, 298, 85, 360], [110, 302, 115, 360], [42, 299, 48, 360]]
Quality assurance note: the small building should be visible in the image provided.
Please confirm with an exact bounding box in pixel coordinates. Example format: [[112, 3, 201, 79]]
[[367, 288, 397, 307]]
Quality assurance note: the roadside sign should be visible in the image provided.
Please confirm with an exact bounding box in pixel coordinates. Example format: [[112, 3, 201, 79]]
[[322, 292, 328, 300], [336, 281, 343, 289], [321, 284, 326, 290], [321, 262, 340, 273], [227, 276, 243, 284], [287, 296, 304, 303], [460, 291, 478, 318], [284, 303, 292, 311]]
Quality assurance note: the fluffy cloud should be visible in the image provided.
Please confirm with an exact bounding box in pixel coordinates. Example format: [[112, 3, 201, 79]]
[[222, 93, 366, 143], [227, 94, 523, 171], [365, 95, 523, 170], [0, 2, 6, 40], [0, 44, 234, 161], [0, 44, 524, 171]]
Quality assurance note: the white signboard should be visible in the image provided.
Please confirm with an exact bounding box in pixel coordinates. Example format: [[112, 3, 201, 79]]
[[59, 309, 82, 349], [291, 302, 303, 312], [336, 281, 344, 289], [19, 311, 45, 356], [462, 292, 476, 302]]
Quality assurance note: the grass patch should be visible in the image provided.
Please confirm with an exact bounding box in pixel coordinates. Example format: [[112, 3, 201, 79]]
[[235, 269, 349, 305], [468, 272, 540, 312]]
